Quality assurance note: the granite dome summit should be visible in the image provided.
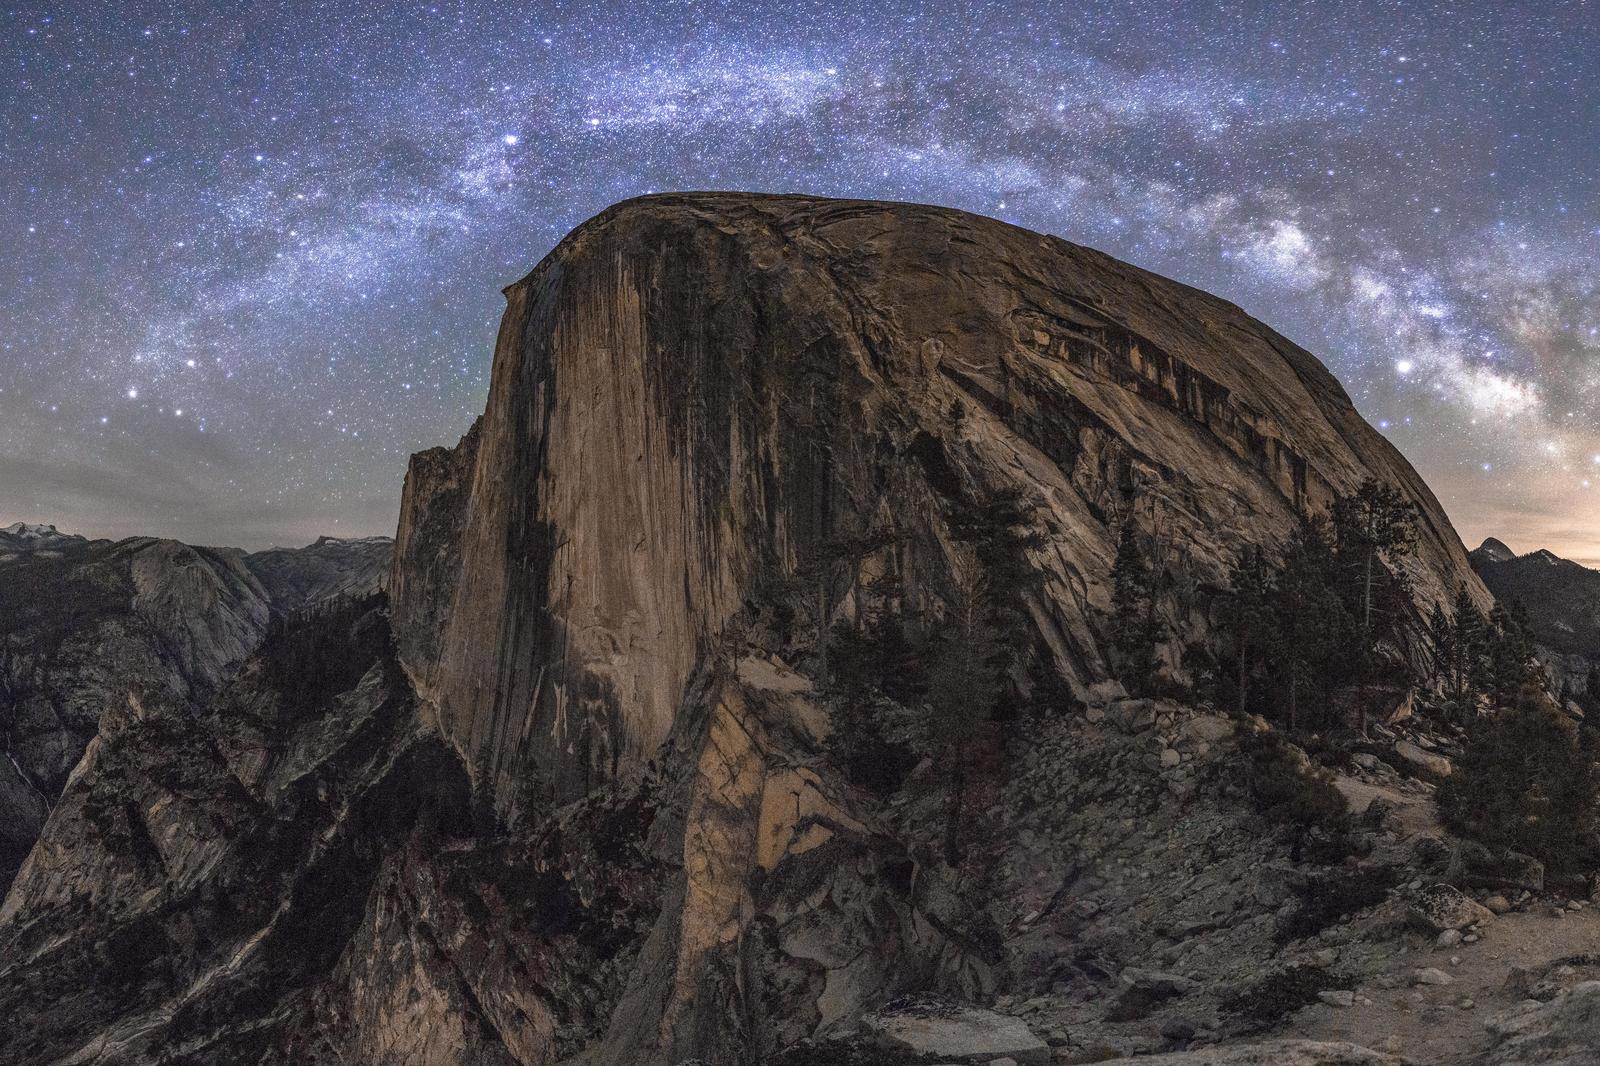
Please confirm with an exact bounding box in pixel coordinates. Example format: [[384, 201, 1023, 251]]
[[396, 192, 1486, 806]]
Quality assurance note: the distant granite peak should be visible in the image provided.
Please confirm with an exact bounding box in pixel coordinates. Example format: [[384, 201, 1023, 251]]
[[1472, 536, 1518, 564], [0, 522, 88, 553], [1471, 537, 1600, 658]]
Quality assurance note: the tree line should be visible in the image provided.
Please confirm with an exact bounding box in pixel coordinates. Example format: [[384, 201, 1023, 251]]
[[797, 469, 1600, 874], [795, 485, 1049, 865], [1112, 477, 1596, 873], [1112, 478, 1436, 733]]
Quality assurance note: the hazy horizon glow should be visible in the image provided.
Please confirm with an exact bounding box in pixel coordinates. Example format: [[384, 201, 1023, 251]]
[[1, 2, 1596, 554]]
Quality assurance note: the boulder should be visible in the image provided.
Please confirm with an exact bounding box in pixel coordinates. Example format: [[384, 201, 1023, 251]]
[[860, 1005, 1049, 1065], [1108, 968, 1197, 1021], [1408, 884, 1493, 934], [1360, 798, 1402, 832], [1409, 835, 1465, 881], [1384, 688, 1417, 725], [1121, 968, 1198, 996], [1107, 699, 1157, 735], [1412, 967, 1456, 986], [1085, 679, 1127, 707], [1484, 980, 1600, 1064], [1485, 895, 1512, 914], [1175, 715, 1235, 751], [1393, 740, 1452, 779], [1461, 847, 1545, 894]]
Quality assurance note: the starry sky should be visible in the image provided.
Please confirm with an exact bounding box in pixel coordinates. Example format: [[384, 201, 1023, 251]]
[[1, 2, 1597, 559]]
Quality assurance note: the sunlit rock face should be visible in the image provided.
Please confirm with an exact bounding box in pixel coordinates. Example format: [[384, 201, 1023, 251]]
[[394, 192, 1483, 813]]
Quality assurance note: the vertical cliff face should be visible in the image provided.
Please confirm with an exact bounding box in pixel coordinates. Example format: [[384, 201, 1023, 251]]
[[394, 193, 1483, 813]]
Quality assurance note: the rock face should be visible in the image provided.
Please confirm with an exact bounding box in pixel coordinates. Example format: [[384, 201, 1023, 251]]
[[394, 192, 1483, 811], [1483, 981, 1600, 1065], [0, 194, 1495, 1065], [0, 531, 392, 889], [0, 535, 270, 886]]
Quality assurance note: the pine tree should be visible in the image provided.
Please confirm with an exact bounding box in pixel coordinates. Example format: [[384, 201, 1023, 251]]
[[827, 611, 921, 796], [800, 528, 897, 686], [1484, 602, 1538, 709], [1110, 519, 1160, 691], [1428, 602, 1452, 689], [1433, 584, 1488, 719], [1219, 545, 1274, 717], [1330, 479, 1418, 734], [1269, 516, 1346, 731], [928, 556, 1001, 863], [928, 488, 1044, 862], [1439, 682, 1598, 872], [1579, 663, 1600, 757]]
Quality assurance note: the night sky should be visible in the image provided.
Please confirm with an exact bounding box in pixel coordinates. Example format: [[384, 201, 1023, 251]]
[[2, 3, 1596, 560]]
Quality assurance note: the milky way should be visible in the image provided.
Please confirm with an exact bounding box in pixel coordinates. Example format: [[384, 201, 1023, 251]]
[[1, 1, 1596, 557]]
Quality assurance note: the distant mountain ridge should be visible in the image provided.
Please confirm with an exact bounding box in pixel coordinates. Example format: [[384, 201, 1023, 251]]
[[0, 526, 393, 887], [0, 522, 92, 554], [1469, 536, 1600, 661], [244, 534, 395, 616], [1471, 537, 1518, 565]]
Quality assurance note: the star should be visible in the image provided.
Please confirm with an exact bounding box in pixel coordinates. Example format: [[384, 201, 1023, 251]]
[[0, 1, 1593, 558]]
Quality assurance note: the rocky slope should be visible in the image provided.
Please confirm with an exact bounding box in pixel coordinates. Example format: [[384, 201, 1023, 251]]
[[0, 531, 392, 888], [1, 194, 1510, 1065]]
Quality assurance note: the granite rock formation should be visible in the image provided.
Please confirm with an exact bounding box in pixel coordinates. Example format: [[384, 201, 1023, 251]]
[[393, 192, 1483, 811], [245, 535, 395, 617], [0, 532, 391, 888], [0, 194, 1499, 1064]]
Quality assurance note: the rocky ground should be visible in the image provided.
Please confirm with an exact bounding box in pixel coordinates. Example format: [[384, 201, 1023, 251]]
[[793, 688, 1600, 1065]]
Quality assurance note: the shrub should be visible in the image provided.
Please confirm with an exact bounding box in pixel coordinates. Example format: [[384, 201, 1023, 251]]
[[1277, 866, 1399, 943], [1222, 965, 1342, 1030], [828, 700, 918, 797], [1438, 686, 1598, 872], [1237, 730, 1349, 829]]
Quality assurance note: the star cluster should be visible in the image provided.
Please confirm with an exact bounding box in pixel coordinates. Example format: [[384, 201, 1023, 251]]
[[1, 1, 1596, 555]]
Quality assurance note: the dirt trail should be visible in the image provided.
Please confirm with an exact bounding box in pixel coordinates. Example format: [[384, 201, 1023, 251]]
[[1285, 772, 1600, 1063], [1284, 905, 1600, 1063]]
